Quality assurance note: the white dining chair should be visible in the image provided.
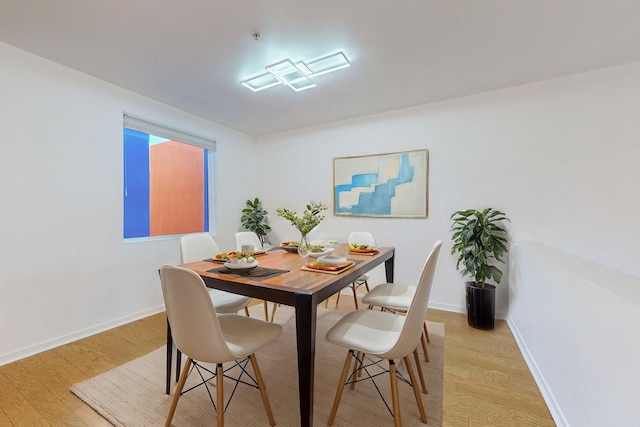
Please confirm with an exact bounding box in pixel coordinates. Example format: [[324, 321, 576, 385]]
[[235, 231, 263, 252], [325, 240, 442, 427], [160, 265, 282, 427], [180, 233, 252, 316], [333, 231, 376, 309], [234, 231, 276, 321], [361, 241, 438, 377]]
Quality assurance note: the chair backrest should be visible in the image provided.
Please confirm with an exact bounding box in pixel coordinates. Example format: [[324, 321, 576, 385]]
[[180, 233, 221, 263], [235, 231, 262, 251], [348, 231, 376, 247], [382, 240, 442, 360], [160, 265, 237, 363]]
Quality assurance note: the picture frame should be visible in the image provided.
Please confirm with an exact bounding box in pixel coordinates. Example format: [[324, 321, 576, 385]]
[[333, 149, 428, 218]]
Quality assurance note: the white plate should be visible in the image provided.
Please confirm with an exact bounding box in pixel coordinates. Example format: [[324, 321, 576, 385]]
[[224, 260, 259, 270], [308, 247, 334, 258]]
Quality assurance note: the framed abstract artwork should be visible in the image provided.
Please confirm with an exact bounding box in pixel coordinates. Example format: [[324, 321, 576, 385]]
[[333, 149, 428, 218]]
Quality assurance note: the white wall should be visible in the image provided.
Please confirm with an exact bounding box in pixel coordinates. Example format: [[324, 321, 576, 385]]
[[0, 42, 257, 364], [255, 61, 640, 319], [509, 242, 640, 427]]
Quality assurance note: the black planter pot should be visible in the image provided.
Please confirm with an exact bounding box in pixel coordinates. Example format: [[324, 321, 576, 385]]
[[465, 282, 496, 330]]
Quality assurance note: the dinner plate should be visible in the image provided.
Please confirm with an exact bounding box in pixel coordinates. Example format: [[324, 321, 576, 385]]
[[223, 260, 259, 270], [308, 247, 334, 258]]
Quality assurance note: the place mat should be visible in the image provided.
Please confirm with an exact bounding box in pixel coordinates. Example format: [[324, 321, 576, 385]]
[[207, 266, 289, 281]]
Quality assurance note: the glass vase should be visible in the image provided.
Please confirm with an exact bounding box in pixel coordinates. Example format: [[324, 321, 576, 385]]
[[297, 233, 311, 260]]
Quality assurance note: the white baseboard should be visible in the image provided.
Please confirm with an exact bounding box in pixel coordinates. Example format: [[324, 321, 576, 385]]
[[507, 318, 568, 427], [0, 305, 165, 366], [428, 302, 508, 320]]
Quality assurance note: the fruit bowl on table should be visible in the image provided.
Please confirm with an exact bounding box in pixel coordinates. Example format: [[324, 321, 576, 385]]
[[308, 246, 334, 258], [223, 259, 259, 270], [280, 242, 299, 253]]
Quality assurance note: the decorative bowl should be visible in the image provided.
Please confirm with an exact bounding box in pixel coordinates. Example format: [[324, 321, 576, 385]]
[[223, 260, 259, 270], [280, 242, 299, 253]]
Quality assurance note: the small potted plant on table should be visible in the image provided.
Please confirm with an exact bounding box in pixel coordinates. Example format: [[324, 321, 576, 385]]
[[450, 208, 509, 330]]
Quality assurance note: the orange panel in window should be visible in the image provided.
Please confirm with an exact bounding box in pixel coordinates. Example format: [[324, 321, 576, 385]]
[[149, 141, 204, 236]]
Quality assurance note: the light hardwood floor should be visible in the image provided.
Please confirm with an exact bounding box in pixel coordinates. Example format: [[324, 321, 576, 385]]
[[0, 296, 555, 426]]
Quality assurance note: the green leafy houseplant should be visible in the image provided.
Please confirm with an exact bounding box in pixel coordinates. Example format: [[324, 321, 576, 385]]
[[240, 198, 271, 246], [450, 208, 510, 288]]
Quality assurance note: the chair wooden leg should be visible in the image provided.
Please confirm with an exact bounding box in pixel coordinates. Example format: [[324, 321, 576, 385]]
[[244, 306, 250, 317], [413, 348, 428, 394], [424, 322, 430, 343], [250, 354, 276, 426], [328, 351, 354, 426], [263, 301, 269, 322], [421, 329, 430, 363], [351, 285, 359, 309], [364, 280, 370, 292], [336, 291, 341, 308], [403, 356, 427, 423], [165, 357, 192, 427], [216, 363, 224, 427], [389, 360, 402, 427], [270, 303, 278, 323]]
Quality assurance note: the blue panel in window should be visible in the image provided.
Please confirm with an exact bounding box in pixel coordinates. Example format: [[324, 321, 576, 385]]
[[124, 128, 150, 238], [203, 150, 209, 232]]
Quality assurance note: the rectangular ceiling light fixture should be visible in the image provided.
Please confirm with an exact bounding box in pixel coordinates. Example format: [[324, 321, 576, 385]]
[[242, 51, 350, 92], [305, 51, 351, 77], [266, 59, 316, 92]]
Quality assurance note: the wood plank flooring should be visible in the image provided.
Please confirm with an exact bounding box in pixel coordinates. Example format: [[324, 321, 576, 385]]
[[0, 296, 555, 426]]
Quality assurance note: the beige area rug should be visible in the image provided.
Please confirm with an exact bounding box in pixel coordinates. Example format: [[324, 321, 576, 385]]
[[71, 305, 444, 426]]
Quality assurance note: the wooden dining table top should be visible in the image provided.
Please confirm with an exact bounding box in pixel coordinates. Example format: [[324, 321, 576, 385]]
[[179, 243, 395, 305]]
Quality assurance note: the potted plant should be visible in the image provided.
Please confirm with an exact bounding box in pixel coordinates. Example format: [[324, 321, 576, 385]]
[[240, 197, 271, 247], [450, 208, 509, 330]]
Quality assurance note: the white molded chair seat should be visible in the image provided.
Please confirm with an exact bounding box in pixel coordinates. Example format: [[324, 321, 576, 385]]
[[160, 265, 282, 427], [180, 233, 251, 315], [325, 240, 441, 427], [216, 314, 283, 356], [362, 281, 431, 361], [327, 309, 406, 355], [361, 283, 416, 310]]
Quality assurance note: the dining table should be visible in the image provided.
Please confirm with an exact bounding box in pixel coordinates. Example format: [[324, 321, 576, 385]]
[[168, 243, 395, 427]]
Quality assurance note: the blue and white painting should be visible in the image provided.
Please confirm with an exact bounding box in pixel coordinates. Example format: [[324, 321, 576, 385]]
[[333, 149, 428, 217]]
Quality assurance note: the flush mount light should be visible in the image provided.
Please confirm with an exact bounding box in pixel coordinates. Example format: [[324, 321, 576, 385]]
[[242, 51, 350, 92]]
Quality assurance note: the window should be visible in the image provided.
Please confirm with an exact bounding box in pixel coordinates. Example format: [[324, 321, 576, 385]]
[[123, 114, 216, 239]]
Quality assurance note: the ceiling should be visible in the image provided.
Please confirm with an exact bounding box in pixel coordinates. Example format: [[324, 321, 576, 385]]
[[2, 0, 640, 137]]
